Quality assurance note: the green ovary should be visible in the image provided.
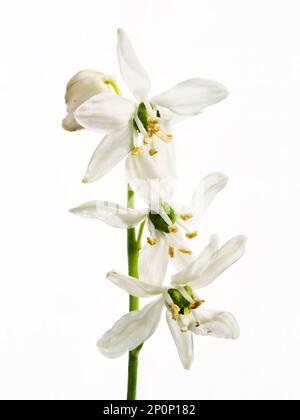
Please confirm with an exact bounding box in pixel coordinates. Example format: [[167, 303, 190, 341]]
[[168, 286, 195, 315], [148, 202, 176, 233]]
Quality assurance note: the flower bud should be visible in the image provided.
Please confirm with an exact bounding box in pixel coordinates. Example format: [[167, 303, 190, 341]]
[[62, 70, 111, 131]]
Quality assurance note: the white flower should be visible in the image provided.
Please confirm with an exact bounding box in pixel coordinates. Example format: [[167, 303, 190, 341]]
[[73, 28, 229, 183], [70, 172, 228, 281], [98, 235, 246, 369], [62, 70, 111, 132]]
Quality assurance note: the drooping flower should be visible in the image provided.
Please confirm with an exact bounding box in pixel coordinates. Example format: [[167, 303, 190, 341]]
[[97, 235, 246, 369], [62, 70, 111, 132], [70, 172, 228, 282], [72, 28, 229, 183]]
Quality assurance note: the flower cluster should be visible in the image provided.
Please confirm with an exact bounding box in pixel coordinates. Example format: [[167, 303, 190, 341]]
[[63, 29, 246, 372]]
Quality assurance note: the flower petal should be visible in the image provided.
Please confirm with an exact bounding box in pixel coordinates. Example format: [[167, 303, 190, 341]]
[[83, 125, 132, 183], [117, 28, 151, 100], [69, 201, 148, 228], [138, 233, 169, 286], [166, 311, 194, 370], [107, 270, 163, 297], [181, 173, 228, 225], [126, 141, 178, 204], [190, 309, 240, 340], [97, 297, 164, 358], [152, 78, 229, 117], [171, 235, 219, 286], [188, 236, 247, 290], [74, 93, 135, 132]]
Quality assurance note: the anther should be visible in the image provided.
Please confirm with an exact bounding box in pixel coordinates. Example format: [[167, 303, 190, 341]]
[[194, 321, 200, 327], [169, 244, 176, 258], [152, 123, 160, 133], [169, 303, 180, 321], [148, 117, 160, 124], [178, 247, 192, 255], [180, 213, 193, 221], [131, 146, 144, 155], [149, 148, 158, 156], [190, 299, 205, 310], [168, 225, 178, 233], [143, 135, 152, 145], [185, 231, 198, 239], [180, 326, 188, 333], [147, 236, 157, 246], [157, 132, 173, 142]]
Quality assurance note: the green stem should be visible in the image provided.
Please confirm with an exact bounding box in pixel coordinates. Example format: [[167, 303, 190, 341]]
[[126, 185, 145, 400]]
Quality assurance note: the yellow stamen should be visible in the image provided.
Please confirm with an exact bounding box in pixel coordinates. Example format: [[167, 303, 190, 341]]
[[185, 231, 198, 239], [147, 236, 157, 246], [149, 148, 158, 156], [190, 299, 205, 310], [169, 244, 176, 258], [180, 326, 188, 333], [168, 225, 178, 233], [143, 135, 152, 145], [148, 117, 160, 124], [131, 146, 144, 155], [180, 213, 193, 221], [157, 132, 173, 142], [178, 247, 192, 255], [169, 303, 180, 321]]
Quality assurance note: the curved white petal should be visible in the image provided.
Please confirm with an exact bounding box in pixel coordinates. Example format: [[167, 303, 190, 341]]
[[152, 78, 229, 117], [190, 309, 240, 340], [171, 235, 219, 286], [181, 173, 228, 225], [167, 232, 196, 271], [74, 93, 135, 132], [166, 311, 194, 370], [97, 297, 164, 358], [126, 141, 178, 204], [83, 125, 132, 183], [138, 233, 169, 286], [154, 105, 184, 125], [188, 236, 247, 290], [117, 28, 151, 100], [107, 270, 163, 297], [69, 201, 148, 228]]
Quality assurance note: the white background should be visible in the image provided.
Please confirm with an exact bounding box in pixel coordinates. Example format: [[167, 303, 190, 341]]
[[0, 0, 299, 400]]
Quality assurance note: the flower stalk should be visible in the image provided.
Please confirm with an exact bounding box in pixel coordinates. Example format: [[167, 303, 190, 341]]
[[127, 185, 144, 400]]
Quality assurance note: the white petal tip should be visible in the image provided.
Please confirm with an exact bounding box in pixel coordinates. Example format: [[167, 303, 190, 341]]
[[81, 177, 88, 184], [210, 171, 229, 187], [237, 235, 248, 245], [96, 340, 113, 358], [106, 270, 116, 279], [222, 87, 230, 97], [221, 173, 229, 184], [69, 207, 77, 215]]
